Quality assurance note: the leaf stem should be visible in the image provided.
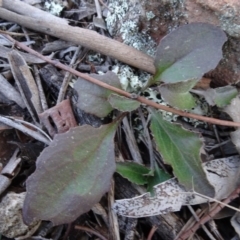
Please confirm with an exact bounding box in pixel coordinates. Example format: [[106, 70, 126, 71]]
[[4, 34, 240, 127]]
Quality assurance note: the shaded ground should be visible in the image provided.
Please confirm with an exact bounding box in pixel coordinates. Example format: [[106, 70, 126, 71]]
[[0, 0, 240, 240]]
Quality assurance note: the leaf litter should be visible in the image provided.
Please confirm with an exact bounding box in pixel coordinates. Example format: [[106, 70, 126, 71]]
[[114, 155, 240, 217], [0, 1, 240, 240]]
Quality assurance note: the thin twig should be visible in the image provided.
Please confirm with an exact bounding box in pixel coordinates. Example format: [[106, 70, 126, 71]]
[[12, 118, 52, 142], [108, 179, 120, 240], [174, 208, 203, 240], [22, 27, 48, 111], [208, 220, 224, 240], [0, 115, 51, 145], [8, 52, 39, 123], [178, 187, 240, 239], [4, 34, 240, 127], [122, 117, 143, 164], [95, 0, 102, 18], [138, 107, 155, 171], [205, 139, 230, 151], [190, 192, 240, 212], [98, 0, 112, 13], [33, 65, 48, 111], [212, 124, 225, 157], [0, 29, 35, 36], [74, 225, 107, 240], [147, 225, 158, 240], [57, 46, 81, 103], [187, 205, 216, 240], [62, 223, 72, 240]]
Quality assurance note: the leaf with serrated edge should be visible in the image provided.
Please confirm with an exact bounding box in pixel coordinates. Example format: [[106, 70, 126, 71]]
[[192, 86, 238, 108], [159, 78, 198, 110], [108, 94, 141, 112], [116, 162, 150, 185], [150, 109, 214, 196], [74, 71, 122, 118], [23, 122, 118, 225], [211, 86, 238, 107], [153, 23, 227, 84]]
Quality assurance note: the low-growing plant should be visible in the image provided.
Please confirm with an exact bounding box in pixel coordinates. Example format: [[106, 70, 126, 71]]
[[23, 23, 238, 225]]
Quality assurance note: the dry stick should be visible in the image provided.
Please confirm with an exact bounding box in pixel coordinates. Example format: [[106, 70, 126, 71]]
[[62, 224, 72, 240], [74, 225, 107, 240], [0, 3, 220, 92], [147, 225, 158, 240], [0, 3, 155, 74], [95, 0, 102, 18], [0, 115, 51, 145], [122, 117, 143, 164], [98, 0, 112, 13], [208, 220, 224, 240], [174, 208, 204, 240], [177, 206, 217, 240], [178, 187, 240, 240], [0, 29, 35, 36], [12, 118, 52, 142], [1, 0, 68, 26], [138, 107, 155, 171], [57, 46, 81, 103], [186, 205, 216, 240], [8, 51, 39, 124], [33, 65, 48, 111], [22, 26, 48, 111], [108, 180, 120, 240], [5, 34, 240, 128]]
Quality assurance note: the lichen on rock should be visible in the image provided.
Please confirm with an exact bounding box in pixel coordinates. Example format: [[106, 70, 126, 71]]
[[106, 0, 156, 56], [0, 192, 40, 239]]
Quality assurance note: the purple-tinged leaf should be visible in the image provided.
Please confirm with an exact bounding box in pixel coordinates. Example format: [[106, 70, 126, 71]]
[[153, 23, 227, 84], [74, 71, 122, 118], [23, 122, 118, 225]]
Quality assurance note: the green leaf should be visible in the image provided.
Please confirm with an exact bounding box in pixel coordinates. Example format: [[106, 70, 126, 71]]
[[108, 93, 141, 112], [74, 71, 122, 118], [116, 162, 150, 185], [192, 86, 238, 108], [153, 23, 227, 84], [146, 166, 171, 195], [23, 122, 118, 225], [150, 109, 214, 196], [214, 86, 238, 107], [159, 79, 198, 110]]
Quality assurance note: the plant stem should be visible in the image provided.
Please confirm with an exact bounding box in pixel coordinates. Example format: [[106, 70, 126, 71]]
[[4, 34, 240, 127]]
